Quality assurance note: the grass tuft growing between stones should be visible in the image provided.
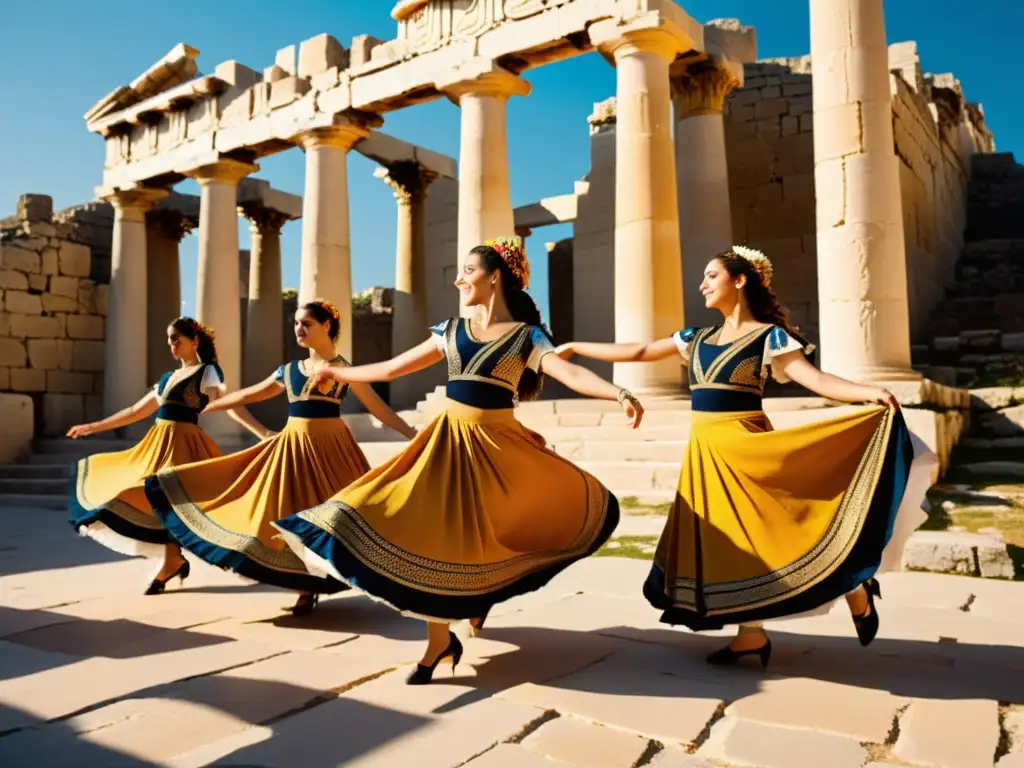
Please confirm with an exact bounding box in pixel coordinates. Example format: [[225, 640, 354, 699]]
[[597, 535, 659, 559]]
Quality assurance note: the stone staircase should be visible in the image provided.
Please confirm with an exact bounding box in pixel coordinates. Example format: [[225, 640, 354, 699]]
[[913, 153, 1024, 388], [0, 437, 131, 510]]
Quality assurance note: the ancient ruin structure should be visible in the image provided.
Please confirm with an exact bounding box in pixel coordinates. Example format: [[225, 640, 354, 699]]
[[0, 0, 1006, 475]]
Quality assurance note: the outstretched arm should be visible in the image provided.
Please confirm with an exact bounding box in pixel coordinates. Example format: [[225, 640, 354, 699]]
[[310, 338, 443, 387], [556, 337, 682, 365], [540, 354, 644, 429], [349, 382, 418, 440], [203, 375, 282, 414], [777, 353, 897, 406], [67, 391, 159, 438]]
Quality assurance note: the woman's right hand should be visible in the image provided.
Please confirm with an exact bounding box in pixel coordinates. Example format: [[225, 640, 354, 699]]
[[67, 423, 96, 439], [619, 392, 644, 429]]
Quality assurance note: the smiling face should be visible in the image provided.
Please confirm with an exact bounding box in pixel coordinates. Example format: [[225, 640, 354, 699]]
[[293, 308, 331, 349], [699, 258, 745, 312], [166, 326, 198, 362], [454, 250, 498, 309]]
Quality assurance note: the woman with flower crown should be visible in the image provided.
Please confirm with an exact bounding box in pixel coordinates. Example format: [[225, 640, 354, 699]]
[[272, 238, 643, 683], [555, 246, 937, 667], [144, 299, 419, 614], [68, 317, 267, 595]]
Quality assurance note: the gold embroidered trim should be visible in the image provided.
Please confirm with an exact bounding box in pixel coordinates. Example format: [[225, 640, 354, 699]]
[[76, 457, 164, 530], [728, 356, 764, 388]]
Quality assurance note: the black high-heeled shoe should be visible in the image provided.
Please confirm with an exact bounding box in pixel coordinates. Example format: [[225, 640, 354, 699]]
[[406, 632, 464, 685], [144, 559, 190, 595], [288, 593, 319, 616], [853, 581, 880, 646], [706, 638, 772, 669]]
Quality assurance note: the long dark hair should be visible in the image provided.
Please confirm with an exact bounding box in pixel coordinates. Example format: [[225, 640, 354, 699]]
[[170, 316, 218, 363], [470, 243, 553, 401], [717, 252, 800, 337], [301, 300, 341, 344]]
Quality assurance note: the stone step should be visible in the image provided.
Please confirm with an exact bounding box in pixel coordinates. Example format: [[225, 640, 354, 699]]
[[576, 461, 680, 491], [31, 438, 133, 456], [0, 464, 67, 479], [0, 493, 66, 510], [0, 478, 69, 495], [550, 440, 687, 462]]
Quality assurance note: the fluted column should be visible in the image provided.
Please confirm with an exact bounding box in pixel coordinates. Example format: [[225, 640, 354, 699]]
[[99, 187, 168, 421], [190, 159, 257, 437], [673, 63, 742, 329], [296, 115, 382, 360], [592, 26, 687, 394], [810, 0, 917, 381], [238, 206, 288, 386], [145, 209, 192, 385], [440, 64, 531, 309]]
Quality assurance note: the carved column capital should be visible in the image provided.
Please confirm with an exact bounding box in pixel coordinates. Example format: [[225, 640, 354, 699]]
[[98, 186, 170, 221], [189, 158, 259, 187], [671, 64, 741, 119], [374, 161, 438, 205], [296, 112, 383, 151], [237, 204, 291, 234], [438, 62, 532, 104], [146, 207, 194, 242], [589, 23, 689, 64]]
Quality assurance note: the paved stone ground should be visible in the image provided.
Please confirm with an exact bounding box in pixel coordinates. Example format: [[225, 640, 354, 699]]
[[2, 508, 1024, 768]]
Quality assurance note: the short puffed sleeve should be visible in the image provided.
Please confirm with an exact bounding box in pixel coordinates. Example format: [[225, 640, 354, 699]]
[[200, 364, 227, 399], [762, 327, 815, 383], [525, 326, 555, 372], [672, 327, 699, 363], [429, 319, 451, 354], [271, 364, 287, 386]]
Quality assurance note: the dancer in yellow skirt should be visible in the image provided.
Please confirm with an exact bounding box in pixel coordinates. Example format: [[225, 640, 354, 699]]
[[556, 246, 930, 667], [273, 237, 643, 683], [68, 317, 265, 594], [144, 300, 418, 615]]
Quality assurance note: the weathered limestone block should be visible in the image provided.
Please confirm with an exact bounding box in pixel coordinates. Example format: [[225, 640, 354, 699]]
[[41, 246, 59, 275], [17, 193, 53, 222], [27, 274, 47, 291], [522, 717, 649, 768], [970, 387, 1021, 411], [0, 270, 29, 290], [0, 338, 28, 367], [26, 339, 60, 370], [894, 700, 1000, 768], [11, 367, 46, 392], [350, 34, 383, 67], [55, 339, 74, 371], [0, 393, 33, 462], [699, 718, 867, 768], [0, 313, 9, 336], [4, 290, 43, 315], [50, 275, 78, 299], [9, 313, 63, 339], [42, 293, 79, 313], [41, 394, 84, 435], [298, 34, 348, 77], [94, 284, 108, 315], [47, 370, 94, 394], [901, 530, 1015, 578], [269, 77, 311, 109], [0, 242, 41, 273], [59, 242, 92, 277], [66, 314, 104, 340], [72, 340, 105, 372]]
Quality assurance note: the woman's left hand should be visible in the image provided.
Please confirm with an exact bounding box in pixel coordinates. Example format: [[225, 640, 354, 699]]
[[619, 392, 644, 429], [309, 368, 344, 391]]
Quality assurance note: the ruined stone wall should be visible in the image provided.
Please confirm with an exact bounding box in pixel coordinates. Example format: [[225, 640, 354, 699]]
[[722, 47, 993, 346], [0, 195, 110, 438]]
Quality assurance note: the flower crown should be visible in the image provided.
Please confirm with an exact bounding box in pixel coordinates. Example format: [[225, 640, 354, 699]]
[[182, 317, 216, 340], [731, 245, 774, 288], [310, 298, 342, 323], [485, 236, 531, 290]]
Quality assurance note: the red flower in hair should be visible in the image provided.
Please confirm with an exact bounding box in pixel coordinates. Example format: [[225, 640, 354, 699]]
[[485, 236, 530, 289]]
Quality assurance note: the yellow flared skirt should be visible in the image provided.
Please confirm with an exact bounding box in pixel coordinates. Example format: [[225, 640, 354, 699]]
[[69, 419, 221, 557], [145, 417, 370, 592], [645, 405, 915, 629], [274, 400, 619, 620]]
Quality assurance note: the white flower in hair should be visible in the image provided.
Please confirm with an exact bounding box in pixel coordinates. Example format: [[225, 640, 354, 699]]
[[731, 245, 774, 287]]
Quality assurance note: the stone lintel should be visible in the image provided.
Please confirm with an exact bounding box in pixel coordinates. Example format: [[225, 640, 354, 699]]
[[514, 193, 580, 229], [356, 131, 456, 179], [88, 76, 229, 136], [189, 158, 259, 186], [374, 161, 438, 203], [589, 9, 704, 64], [437, 60, 531, 103], [237, 177, 303, 220], [702, 18, 757, 69], [296, 112, 382, 150]]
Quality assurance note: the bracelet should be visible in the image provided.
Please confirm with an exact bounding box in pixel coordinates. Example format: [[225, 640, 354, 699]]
[[616, 389, 635, 406]]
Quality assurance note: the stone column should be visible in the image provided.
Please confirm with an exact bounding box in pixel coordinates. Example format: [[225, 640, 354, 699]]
[[593, 27, 686, 394], [238, 207, 288, 387], [810, 0, 917, 382], [99, 187, 168, 420], [145, 209, 191, 385], [191, 159, 258, 437], [296, 115, 382, 361], [673, 63, 742, 329], [440, 65, 531, 283]]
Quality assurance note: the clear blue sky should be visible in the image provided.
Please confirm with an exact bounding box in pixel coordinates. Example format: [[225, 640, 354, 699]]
[[2, 1, 1021, 324]]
